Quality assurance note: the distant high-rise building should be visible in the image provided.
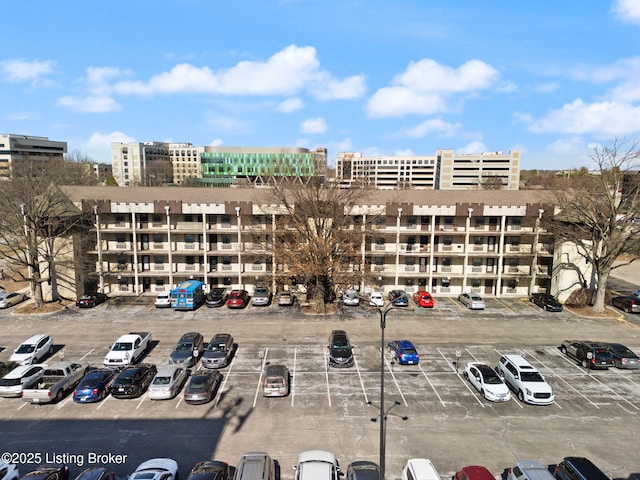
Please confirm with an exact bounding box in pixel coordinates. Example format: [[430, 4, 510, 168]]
[[0, 134, 67, 180], [111, 141, 173, 186], [336, 150, 520, 190]]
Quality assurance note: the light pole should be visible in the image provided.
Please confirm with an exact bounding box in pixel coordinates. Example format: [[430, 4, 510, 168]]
[[20, 204, 34, 299], [376, 303, 404, 480]]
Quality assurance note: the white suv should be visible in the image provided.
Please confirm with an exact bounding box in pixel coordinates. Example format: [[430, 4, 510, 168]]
[[9, 334, 54, 366], [293, 450, 340, 480], [496, 354, 554, 405]]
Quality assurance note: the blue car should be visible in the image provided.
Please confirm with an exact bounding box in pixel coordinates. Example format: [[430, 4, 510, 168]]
[[388, 290, 409, 307], [388, 340, 419, 365], [73, 368, 118, 403]]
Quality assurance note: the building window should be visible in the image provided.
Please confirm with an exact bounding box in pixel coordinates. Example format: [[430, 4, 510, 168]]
[[443, 236, 453, 246], [443, 257, 451, 267], [474, 236, 483, 245], [472, 257, 482, 267]]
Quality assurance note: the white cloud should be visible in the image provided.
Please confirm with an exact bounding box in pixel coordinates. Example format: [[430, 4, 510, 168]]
[[112, 44, 364, 100], [613, 0, 640, 24], [366, 59, 499, 118], [528, 98, 640, 135], [300, 117, 328, 134], [209, 138, 224, 146], [457, 141, 488, 154], [276, 97, 304, 113], [81, 131, 136, 163], [402, 118, 462, 138], [0, 59, 56, 87], [58, 95, 121, 113], [86, 66, 128, 95], [394, 149, 415, 156]]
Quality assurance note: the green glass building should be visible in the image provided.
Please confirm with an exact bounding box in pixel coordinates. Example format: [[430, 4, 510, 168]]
[[197, 146, 327, 187]]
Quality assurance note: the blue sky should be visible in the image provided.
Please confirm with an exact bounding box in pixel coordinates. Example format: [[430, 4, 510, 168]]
[[3, 0, 640, 170]]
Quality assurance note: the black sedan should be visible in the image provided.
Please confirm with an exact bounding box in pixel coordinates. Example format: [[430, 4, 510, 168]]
[[20, 466, 70, 480], [76, 292, 108, 308], [110, 364, 157, 399], [186, 461, 231, 480], [184, 371, 223, 405], [530, 293, 563, 312], [611, 295, 640, 313], [205, 288, 228, 308], [606, 342, 640, 369]]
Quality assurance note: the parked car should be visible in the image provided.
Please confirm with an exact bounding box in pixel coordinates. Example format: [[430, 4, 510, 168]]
[[184, 371, 223, 405], [368, 292, 385, 307], [202, 333, 235, 369], [169, 331, 204, 367], [496, 354, 554, 405], [458, 293, 485, 310], [346, 462, 380, 480], [129, 459, 179, 480], [186, 461, 230, 480], [148, 365, 188, 400], [560, 340, 614, 369], [464, 362, 510, 402], [0, 462, 19, 480], [389, 290, 409, 307], [154, 292, 171, 308], [252, 286, 272, 306], [343, 289, 360, 306], [401, 459, 440, 480], [263, 364, 290, 397], [530, 293, 563, 312], [606, 342, 640, 369], [388, 340, 419, 365], [0, 364, 46, 398], [293, 450, 340, 480], [277, 292, 295, 306], [412, 291, 434, 308], [227, 289, 249, 308], [454, 466, 495, 480], [205, 288, 228, 307], [327, 330, 354, 368], [236, 453, 275, 480], [73, 368, 118, 403], [554, 457, 610, 480], [75, 292, 108, 308], [20, 466, 69, 480], [73, 468, 115, 480], [10, 334, 54, 366], [0, 292, 26, 309], [507, 461, 556, 480], [611, 295, 640, 313], [110, 364, 157, 399]]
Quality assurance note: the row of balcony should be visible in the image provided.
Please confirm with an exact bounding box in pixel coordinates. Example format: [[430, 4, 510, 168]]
[[98, 241, 553, 255]]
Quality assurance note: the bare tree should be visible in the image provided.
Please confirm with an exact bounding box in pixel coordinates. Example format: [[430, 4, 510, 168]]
[[63, 149, 99, 185], [545, 138, 640, 312], [261, 180, 377, 309], [0, 156, 88, 307]]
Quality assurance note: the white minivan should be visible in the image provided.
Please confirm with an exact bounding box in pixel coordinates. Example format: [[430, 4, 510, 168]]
[[9, 334, 54, 366]]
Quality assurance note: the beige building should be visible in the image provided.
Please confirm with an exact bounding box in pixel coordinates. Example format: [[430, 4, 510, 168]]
[[170, 143, 204, 185], [336, 150, 520, 190], [111, 141, 172, 186], [0, 134, 67, 180], [58, 186, 589, 302]]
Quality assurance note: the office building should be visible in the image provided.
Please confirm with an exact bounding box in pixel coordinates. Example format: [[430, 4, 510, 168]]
[[0, 134, 67, 180]]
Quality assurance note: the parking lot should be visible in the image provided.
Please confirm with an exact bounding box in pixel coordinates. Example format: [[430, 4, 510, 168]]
[[1, 295, 640, 480]]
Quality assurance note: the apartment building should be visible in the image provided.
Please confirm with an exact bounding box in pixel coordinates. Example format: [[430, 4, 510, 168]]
[[111, 141, 173, 186], [336, 150, 520, 190], [0, 134, 67, 180], [170, 143, 204, 185], [59, 186, 585, 302]]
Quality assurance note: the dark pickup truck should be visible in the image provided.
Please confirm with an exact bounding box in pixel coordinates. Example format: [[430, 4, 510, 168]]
[[560, 340, 614, 369]]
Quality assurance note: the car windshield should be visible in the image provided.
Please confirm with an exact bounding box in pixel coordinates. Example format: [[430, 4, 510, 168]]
[[520, 371, 544, 382], [0, 378, 22, 386], [266, 376, 285, 386], [15, 345, 35, 354], [615, 346, 636, 356], [207, 342, 226, 352], [174, 342, 193, 352], [402, 347, 417, 355], [189, 376, 209, 390], [483, 371, 503, 384], [153, 376, 171, 385], [332, 339, 350, 349], [79, 377, 100, 388]]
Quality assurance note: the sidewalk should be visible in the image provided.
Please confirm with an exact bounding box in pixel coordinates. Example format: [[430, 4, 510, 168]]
[[611, 258, 640, 288]]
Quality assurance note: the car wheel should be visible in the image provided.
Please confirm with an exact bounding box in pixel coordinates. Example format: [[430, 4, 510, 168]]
[[582, 359, 588, 368], [517, 390, 524, 402], [480, 389, 486, 398], [54, 389, 64, 403], [560, 346, 567, 354], [624, 306, 631, 313], [463, 371, 468, 379]]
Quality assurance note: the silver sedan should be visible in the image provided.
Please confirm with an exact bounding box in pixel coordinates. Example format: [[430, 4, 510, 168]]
[[147, 366, 188, 400]]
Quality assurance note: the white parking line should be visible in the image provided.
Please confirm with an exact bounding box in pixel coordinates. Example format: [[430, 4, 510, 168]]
[[418, 364, 446, 407], [384, 354, 408, 407], [135, 394, 146, 409], [291, 347, 297, 407], [213, 351, 237, 408], [253, 347, 269, 408], [324, 348, 331, 407], [455, 369, 486, 408], [78, 349, 95, 361], [436, 347, 458, 372], [353, 354, 369, 405]]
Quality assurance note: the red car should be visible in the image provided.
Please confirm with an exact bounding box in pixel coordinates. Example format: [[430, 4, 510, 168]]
[[413, 291, 434, 308], [226, 289, 249, 308]]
